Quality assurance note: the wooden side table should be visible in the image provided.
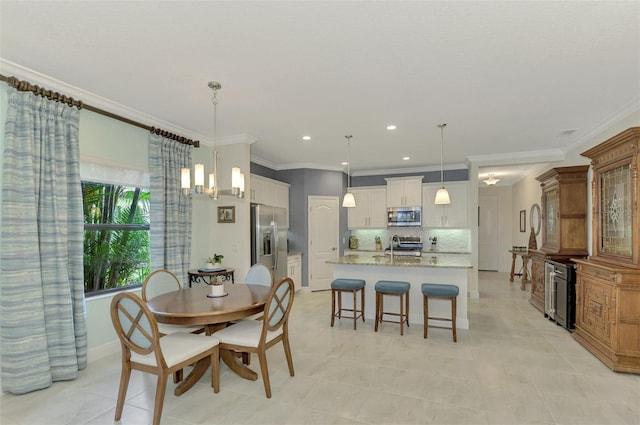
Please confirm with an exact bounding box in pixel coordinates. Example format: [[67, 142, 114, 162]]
[[188, 268, 235, 287], [508, 250, 530, 289]]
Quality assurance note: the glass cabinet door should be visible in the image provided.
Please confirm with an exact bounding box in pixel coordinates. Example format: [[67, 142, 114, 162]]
[[544, 189, 558, 246], [600, 163, 633, 257]]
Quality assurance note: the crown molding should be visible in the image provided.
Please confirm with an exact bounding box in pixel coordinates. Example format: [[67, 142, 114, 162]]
[[353, 163, 468, 177], [465, 149, 565, 167]]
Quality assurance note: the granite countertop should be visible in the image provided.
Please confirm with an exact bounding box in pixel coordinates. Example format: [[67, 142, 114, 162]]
[[345, 249, 471, 255], [328, 253, 472, 269]]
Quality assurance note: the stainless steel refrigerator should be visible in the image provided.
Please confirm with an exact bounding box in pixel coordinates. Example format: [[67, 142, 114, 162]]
[[250, 204, 288, 282]]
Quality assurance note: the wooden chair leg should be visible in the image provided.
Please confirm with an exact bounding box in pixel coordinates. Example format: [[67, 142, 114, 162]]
[[406, 291, 410, 328], [374, 292, 380, 332], [257, 349, 272, 399], [352, 289, 357, 330], [361, 287, 366, 323], [211, 348, 220, 393], [399, 294, 404, 336], [452, 297, 457, 342], [153, 373, 169, 425], [114, 361, 131, 421], [330, 289, 336, 327], [423, 295, 429, 339]]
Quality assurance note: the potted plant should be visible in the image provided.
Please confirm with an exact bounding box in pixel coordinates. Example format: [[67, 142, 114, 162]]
[[204, 253, 224, 269]]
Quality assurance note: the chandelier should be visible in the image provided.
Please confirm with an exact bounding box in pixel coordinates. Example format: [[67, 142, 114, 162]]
[[434, 123, 451, 205], [342, 135, 356, 208], [181, 81, 244, 199], [483, 174, 500, 186]]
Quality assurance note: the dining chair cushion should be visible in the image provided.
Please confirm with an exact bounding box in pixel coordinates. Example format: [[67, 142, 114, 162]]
[[215, 319, 283, 348], [131, 333, 220, 367]]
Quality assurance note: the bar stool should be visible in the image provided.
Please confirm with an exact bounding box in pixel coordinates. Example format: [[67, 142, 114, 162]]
[[421, 283, 459, 342], [331, 278, 366, 330], [374, 280, 411, 335]]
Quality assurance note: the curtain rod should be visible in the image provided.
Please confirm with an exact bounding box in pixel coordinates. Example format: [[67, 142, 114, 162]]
[[0, 74, 200, 147]]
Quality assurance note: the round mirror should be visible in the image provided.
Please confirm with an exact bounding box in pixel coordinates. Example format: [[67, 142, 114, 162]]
[[530, 203, 541, 236]]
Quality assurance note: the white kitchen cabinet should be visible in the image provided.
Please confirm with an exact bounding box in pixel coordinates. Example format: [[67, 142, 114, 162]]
[[385, 176, 423, 207], [250, 174, 290, 227], [287, 253, 302, 292], [422, 181, 468, 227], [347, 187, 387, 228]]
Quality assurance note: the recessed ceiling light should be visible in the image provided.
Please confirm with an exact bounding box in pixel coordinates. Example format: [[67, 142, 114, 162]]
[[402, 157, 410, 161], [302, 135, 311, 141], [341, 161, 348, 166], [386, 125, 397, 130]]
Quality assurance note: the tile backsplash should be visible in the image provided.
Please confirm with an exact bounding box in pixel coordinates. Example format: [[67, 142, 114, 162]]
[[349, 228, 471, 252]]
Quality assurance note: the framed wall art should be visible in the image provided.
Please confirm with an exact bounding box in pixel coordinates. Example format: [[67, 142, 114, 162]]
[[217, 206, 235, 223]]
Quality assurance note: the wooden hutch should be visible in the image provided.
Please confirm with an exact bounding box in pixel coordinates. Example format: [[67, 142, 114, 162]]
[[529, 166, 589, 313], [573, 127, 640, 373]]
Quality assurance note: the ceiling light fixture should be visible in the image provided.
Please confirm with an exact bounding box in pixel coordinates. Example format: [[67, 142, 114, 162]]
[[387, 125, 397, 130], [483, 174, 500, 186], [342, 134, 356, 208], [181, 81, 244, 199], [302, 135, 311, 141], [434, 123, 451, 205]]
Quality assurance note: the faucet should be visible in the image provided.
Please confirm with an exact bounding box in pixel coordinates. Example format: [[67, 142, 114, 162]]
[[389, 234, 400, 258]]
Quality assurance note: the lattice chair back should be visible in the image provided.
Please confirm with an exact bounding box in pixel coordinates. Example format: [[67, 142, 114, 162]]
[[111, 292, 164, 366], [264, 277, 295, 333]]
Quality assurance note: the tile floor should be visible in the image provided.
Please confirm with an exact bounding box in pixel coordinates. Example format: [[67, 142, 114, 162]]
[[1, 272, 639, 425]]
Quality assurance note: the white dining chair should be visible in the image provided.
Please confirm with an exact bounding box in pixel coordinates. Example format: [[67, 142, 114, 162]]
[[110, 292, 220, 425], [214, 276, 295, 398]]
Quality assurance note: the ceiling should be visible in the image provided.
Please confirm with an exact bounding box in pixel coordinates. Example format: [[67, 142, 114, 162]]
[[1, 1, 638, 186]]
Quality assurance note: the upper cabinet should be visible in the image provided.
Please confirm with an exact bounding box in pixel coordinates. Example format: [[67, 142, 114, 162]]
[[422, 181, 468, 227], [581, 127, 640, 268], [347, 187, 387, 229], [385, 176, 423, 207], [250, 174, 290, 227], [536, 165, 589, 256]]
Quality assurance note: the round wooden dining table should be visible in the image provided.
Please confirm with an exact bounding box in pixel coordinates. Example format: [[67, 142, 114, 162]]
[[146, 283, 271, 395]]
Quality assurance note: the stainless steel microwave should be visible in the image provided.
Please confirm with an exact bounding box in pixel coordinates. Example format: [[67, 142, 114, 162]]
[[387, 207, 422, 227]]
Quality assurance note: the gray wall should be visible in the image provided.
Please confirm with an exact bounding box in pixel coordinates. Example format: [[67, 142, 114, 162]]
[[352, 168, 468, 186]]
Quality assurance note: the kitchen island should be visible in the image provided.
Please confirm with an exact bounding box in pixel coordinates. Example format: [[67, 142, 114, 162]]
[[328, 253, 472, 329]]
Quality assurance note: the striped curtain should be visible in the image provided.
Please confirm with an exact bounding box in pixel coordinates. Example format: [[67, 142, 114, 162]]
[[0, 87, 87, 394], [149, 134, 193, 283]]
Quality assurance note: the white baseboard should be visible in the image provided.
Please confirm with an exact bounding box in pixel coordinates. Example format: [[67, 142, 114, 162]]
[[87, 340, 120, 363]]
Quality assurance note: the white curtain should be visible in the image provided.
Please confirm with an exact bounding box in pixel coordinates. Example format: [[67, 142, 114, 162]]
[[149, 134, 193, 283], [0, 87, 87, 394]]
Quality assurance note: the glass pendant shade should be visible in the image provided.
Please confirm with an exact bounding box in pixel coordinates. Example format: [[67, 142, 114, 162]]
[[434, 187, 451, 204], [343, 191, 356, 208], [181, 168, 191, 189]]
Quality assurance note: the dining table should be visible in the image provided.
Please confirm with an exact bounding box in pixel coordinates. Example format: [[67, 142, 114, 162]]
[[146, 283, 272, 395]]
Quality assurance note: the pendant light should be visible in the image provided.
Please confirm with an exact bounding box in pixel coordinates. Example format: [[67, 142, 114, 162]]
[[342, 134, 356, 208], [434, 123, 451, 205], [181, 81, 245, 199]]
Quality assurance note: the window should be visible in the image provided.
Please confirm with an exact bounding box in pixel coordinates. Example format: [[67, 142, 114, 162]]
[[82, 181, 150, 295]]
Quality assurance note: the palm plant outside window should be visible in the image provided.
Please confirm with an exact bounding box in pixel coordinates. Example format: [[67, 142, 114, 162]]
[[82, 181, 150, 295]]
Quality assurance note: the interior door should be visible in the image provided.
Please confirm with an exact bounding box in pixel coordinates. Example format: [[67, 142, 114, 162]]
[[308, 196, 339, 291], [479, 194, 499, 271]]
